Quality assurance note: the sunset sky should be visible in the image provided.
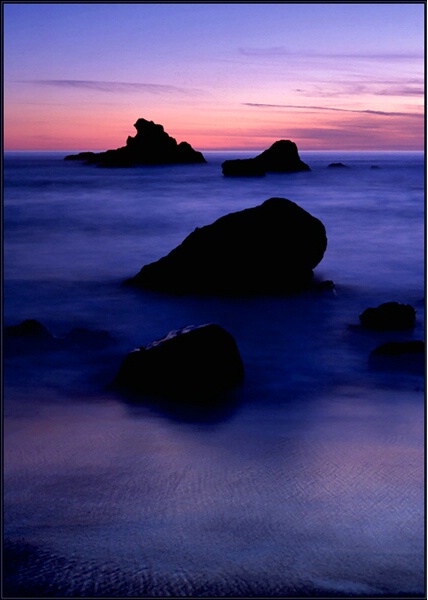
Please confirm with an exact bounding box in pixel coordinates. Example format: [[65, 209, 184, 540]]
[[3, 2, 425, 151]]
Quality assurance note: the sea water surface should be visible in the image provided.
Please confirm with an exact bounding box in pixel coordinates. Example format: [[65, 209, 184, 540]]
[[3, 150, 425, 597]]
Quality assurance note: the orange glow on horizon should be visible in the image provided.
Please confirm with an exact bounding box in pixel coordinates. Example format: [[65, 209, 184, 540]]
[[4, 103, 424, 152]]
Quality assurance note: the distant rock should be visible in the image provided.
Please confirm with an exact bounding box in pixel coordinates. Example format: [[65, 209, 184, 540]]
[[313, 280, 337, 295], [125, 197, 327, 294], [370, 165, 381, 169], [255, 140, 311, 173], [369, 340, 424, 373], [111, 324, 244, 401], [328, 162, 349, 168], [4, 319, 53, 339], [359, 302, 416, 331], [4, 320, 116, 354], [221, 158, 266, 177], [64, 118, 206, 167], [222, 140, 310, 176], [4, 319, 58, 354]]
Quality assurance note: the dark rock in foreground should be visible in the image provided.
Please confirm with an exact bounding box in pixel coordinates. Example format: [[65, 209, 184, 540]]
[[64, 118, 206, 167], [359, 302, 416, 330], [369, 340, 424, 373], [222, 140, 310, 176], [125, 197, 327, 294], [111, 324, 244, 401]]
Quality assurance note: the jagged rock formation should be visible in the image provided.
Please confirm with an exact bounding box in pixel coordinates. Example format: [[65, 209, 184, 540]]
[[221, 140, 310, 176], [125, 197, 327, 294], [64, 118, 206, 166], [111, 324, 244, 401]]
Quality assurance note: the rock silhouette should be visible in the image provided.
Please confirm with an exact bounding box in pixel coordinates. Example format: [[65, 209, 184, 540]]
[[222, 140, 310, 176], [64, 118, 206, 166], [111, 324, 244, 401], [369, 340, 424, 373], [4, 320, 115, 354], [221, 158, 266, 177], [359, 302, 416, 330], [328, 162, 349, 168], [125, 197, 327, 294], [4, 319, 52, 339]]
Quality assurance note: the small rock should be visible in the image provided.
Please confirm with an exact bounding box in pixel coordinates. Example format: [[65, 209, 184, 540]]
[[369, 340, 424, 373], [4, 319, 53, 339], [359, 302, 416, 330]]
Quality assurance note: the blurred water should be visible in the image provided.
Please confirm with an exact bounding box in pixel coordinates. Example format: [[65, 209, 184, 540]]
[[3, 150, 425, 597]]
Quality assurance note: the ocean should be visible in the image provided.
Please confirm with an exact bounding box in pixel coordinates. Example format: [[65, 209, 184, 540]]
[[3, 150, 425, 597]]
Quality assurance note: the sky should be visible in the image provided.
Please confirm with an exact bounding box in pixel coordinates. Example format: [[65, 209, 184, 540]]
[[3, 2, 426, 151]]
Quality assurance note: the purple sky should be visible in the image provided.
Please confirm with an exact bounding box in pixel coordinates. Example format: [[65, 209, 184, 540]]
[[4, 3, 425, 151]]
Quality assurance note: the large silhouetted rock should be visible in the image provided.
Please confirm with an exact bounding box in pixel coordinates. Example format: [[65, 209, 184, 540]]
[[222, 140, 310, 176], [125, 197, 327, 294], [111, 324, 244, 401], [359, 302, 416, 330], [64, 118, 206, 166]]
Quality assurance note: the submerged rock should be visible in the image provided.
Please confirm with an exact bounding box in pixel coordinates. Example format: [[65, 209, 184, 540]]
[[222, 140, 310, 176], [4, 320, 116, 354], [64, 118, 206, 167], [369, 340, 424, 373], [4, 319, 53, 339], [359, 302, 416, 331], [111, 324, 244, 401], [328, 162, 349, 168], [125, 197, 327, 294], [4, 319, 58, 354], [62, 327, 115, 349]]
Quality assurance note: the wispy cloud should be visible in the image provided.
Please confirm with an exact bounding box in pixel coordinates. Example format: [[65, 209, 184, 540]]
[[243, 102, 423, 119], [19, 79, 205, 96], [239, 46, 293, 57], [239, 46, 423, 62], [296, 80, 424, 99]]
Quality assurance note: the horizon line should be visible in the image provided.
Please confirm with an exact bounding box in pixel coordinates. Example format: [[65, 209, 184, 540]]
[[4, 147, 425, 154]]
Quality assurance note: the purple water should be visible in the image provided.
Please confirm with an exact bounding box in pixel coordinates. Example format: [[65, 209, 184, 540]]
[[3, 150, 425, 597]]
